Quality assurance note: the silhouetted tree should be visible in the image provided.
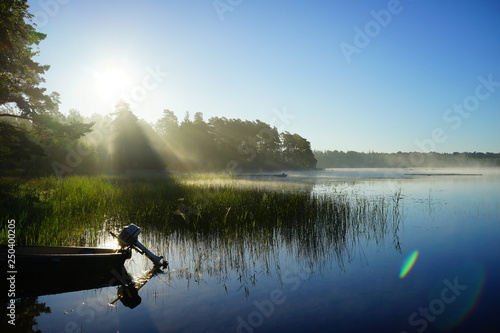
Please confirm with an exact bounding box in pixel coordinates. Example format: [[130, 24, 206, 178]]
[[253, 120, 281, 170], [111, 101, 164, 172], [0, 0, 93, 175], [176, 112, 218, 170], [281, 132, 317, 169], [155, 109, 180, 169], [133, 109, 318, 172], [156, 109, 179, 138]]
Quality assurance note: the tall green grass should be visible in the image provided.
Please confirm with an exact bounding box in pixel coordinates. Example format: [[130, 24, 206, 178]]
[[0, 176, 178, 245], [0, 175, 402, 249]]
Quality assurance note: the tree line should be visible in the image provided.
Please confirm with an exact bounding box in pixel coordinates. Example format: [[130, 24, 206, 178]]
[[1, 100, 317, 176], [314, 150, 500, 168], [100, 102, 316, 174], [155, 108, 317, 172]]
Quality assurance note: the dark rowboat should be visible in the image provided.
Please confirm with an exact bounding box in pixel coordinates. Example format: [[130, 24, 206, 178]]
[[239, 173, 288, 178], [2, 224, 167, 299], [1, 245, 132, 298]]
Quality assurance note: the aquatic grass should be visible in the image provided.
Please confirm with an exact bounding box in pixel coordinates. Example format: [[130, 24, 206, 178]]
[[0, 174, 403, 267], [122, 178, 404, 292]]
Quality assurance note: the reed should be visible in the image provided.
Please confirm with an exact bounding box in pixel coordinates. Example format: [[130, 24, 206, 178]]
[[0, 175, 402, 251], [1, 175, 405, 294]]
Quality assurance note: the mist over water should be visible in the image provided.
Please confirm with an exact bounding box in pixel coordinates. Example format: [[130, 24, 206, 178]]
[[14, 168, 500, 332]]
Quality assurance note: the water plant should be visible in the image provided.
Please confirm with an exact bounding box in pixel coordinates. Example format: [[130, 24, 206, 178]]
[[1, 174, 406, 299], [1, 175, 402, 239]]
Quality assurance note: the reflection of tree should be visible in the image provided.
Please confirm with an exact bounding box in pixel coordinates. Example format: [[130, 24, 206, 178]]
[[15, 297, 51, 333]]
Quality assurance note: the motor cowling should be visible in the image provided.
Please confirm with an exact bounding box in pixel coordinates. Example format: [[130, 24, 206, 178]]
[[116, 224, 166, 267], [118, 224, 141, 248]]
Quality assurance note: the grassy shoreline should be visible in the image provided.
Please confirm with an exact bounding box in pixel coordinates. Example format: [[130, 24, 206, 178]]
[[0, 175, 402, 247]]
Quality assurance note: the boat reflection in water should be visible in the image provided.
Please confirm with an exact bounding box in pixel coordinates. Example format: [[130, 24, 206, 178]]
[[1, 255, 165, 333], [110, 265, 165, 309]]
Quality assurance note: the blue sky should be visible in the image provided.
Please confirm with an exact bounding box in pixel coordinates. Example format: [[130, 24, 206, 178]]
[[28, 0, 500, 153]]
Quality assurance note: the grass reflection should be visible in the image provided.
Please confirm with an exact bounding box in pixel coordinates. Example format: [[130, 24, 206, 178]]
[[0, 176, 403, 295]]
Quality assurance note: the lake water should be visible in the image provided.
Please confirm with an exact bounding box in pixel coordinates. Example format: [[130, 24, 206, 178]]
[[10, 169, 500, 332]]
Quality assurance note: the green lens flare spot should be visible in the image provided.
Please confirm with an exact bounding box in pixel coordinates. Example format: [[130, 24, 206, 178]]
[[399, 250, 419, 278]]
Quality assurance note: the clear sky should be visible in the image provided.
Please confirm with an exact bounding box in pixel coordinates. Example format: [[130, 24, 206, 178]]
[[28, 0, 500, 153]]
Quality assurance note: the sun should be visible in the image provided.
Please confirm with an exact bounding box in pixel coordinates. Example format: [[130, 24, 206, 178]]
[[93, 67, 132, 98]]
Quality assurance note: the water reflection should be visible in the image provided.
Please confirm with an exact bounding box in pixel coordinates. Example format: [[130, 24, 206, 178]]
[[139, 190, 404, 296], [19, 170, 499, 332], [109, 265, 165, 309], [11, 174, 410, 332], [4, 297, 51, 333], [8, 263, 169, 331]]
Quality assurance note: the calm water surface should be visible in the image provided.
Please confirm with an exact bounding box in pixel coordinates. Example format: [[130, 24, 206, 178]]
[[17, 169, 500, 332]]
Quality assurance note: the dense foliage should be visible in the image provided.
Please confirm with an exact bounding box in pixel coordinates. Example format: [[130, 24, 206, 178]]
[[0, 0, 92, 175], [59, 105, 317, 175], [154, 109, 317, 172]]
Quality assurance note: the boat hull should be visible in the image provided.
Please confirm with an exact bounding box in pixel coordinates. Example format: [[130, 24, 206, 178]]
[[1, 245, 132, 298]]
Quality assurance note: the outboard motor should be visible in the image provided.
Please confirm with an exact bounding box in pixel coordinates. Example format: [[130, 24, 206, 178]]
[[114, 224, 167, 267]]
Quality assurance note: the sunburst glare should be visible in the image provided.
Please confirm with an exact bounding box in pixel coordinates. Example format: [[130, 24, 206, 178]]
[[93, 66, 132, 99]]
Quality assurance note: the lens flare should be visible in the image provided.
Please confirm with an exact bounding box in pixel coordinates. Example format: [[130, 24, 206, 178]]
[[434, 262, 486, 330], [399, 250, 419, 278]]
